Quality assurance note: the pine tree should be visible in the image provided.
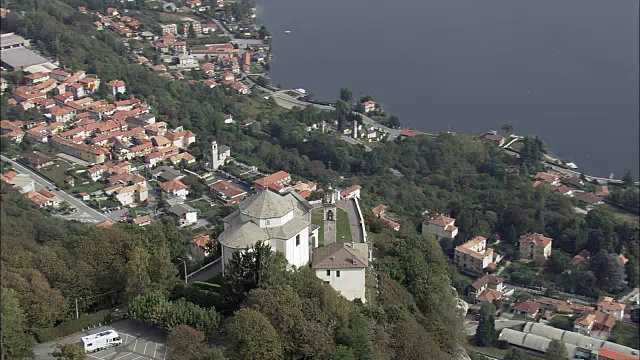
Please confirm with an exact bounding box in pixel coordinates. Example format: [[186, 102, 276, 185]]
[[475, 302, 496, 346]]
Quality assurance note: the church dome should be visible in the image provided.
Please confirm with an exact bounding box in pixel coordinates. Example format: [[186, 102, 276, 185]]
[[239, 190, 294, 219]]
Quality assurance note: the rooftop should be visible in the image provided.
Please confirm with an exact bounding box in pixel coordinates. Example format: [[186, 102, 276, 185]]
[[311, 242, 368, 269], [239, 189, 293, 219]]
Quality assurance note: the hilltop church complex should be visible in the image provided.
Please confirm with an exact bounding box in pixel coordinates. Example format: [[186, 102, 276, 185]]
[[218, 185, 369, 302]]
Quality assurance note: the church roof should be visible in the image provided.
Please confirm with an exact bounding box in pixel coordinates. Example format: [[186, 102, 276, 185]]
[[218, 221, 269, 249], [239, 190, 294, 219], [311, 242, 368, 269]]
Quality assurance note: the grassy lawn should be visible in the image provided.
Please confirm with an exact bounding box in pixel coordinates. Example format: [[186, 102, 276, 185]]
[[336, 208, 352, 243], [610, 322, 639, 349], [604, 204, 639, 227], [70, 181, 105, 194], [38, 160, 72, 186], [365, 269, 378, 306], [312, 209, 324, 246]]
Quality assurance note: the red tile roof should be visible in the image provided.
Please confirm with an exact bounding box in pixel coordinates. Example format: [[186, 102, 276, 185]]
[[519, 233, 552, 247]]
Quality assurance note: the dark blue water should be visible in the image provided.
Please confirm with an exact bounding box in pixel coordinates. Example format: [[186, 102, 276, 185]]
[[258, 0, 639, 178]]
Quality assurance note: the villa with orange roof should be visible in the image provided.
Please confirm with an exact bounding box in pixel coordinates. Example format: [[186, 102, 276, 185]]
[[209, 180, 246, 205], [596, 296, 626, 321], [190, 234, 215, 259], [422, 215, 458, 239], [254, 170, 291, 192], [454, 236, 495, 274], [519, 233, 552, 262], [160, 179, 189, 199]]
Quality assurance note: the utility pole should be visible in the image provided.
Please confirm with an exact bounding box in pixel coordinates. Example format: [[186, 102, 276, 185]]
[[183, 258, 188, 284]]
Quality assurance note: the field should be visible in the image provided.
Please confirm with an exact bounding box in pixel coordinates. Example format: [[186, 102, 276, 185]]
[[603, 204, 639, 227], [38, 160, 72, 186], [610, 322, 640, 349], [335, 208, 352, 243], [311, 209, 325, 246]]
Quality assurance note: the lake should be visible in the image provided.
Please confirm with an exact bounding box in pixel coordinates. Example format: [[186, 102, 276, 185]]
[[257, 0, 639, 178]]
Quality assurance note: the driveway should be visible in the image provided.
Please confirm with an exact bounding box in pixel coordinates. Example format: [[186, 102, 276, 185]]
[[2, 155, 109, 224], [33, 319, 167, 360]]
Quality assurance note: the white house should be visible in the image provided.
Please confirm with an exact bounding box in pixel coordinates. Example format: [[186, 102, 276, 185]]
[[596, 297, 626, 321], [218, 190, 318, 274], [168, 204, 198, 226], [107, 80, 126, 96], [159, 179, 189, 200], [312, 242, 368, 302], [422, 215, 458, 239]]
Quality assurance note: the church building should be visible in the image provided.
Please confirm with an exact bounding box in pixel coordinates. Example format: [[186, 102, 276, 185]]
[[218, 190, 319, 273]]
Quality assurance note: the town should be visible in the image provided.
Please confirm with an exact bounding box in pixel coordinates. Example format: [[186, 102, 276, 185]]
[[1, 1, 639, 360]]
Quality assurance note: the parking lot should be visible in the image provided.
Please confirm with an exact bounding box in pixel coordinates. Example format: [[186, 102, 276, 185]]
[[33, 319, 168, 360]]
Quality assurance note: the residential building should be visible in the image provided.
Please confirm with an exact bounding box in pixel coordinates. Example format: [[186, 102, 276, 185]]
[[422, 215, 458, 239], [340, 185, 361, 200], [190, 234, 214, 259], [209, 180, 247, 205], [254, 170, 291, 192], [150, 166, 184, 181], [574, 311, 617, 335], [312, 242, 369, 302], [574, 192, 604, 208], [160, 24, 178, 35], [25, 189, 60, 207], [468, 274, 505, 298], [232, 82, 249, 94], [454, 236, 495, 274], [363, 100, 376, 113], [132, 215, 152, 226], [201, 23, 217, 33], [218, 190, 318, 274], [159, 179, 189, 199], [596, 297, 626, 321], [534, 172, 561, 186], [169, 152, 196, 165], [107, 80, 126, 96], [399, 128, 426, 139], [1, 171, 35, 193], [480, 131, 506, 146], [511, 300, 540, 318], [22, 151, 53, 169], [167, 203, 198, 226], [114, 184, 148, 206], [519, 233, 553, 262], [371, 204, 400, 231], [568, 249, 591, 267]]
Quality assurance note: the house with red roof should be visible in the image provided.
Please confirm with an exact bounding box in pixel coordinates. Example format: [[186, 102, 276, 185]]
[[511, 300, 540, 319], [340, 185, 361, 200], [422, 215, 458, 239], [254, 171, 291, 192], [454, 236, 496, 275], [190, 234, 215, 258], [209, 180, 247, 205], [519, 233, 552, 262], [107, 80, 126, 96], [160, 180, 189, 199], [534, 172, 560, 186], [399, 128, 425, 139]]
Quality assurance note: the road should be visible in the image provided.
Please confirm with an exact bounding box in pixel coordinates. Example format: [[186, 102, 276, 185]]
[[267, 91, 401, 140], [186, 258, 222, 283], [341, 135, 372, 152], [2, 155, 110, 224]]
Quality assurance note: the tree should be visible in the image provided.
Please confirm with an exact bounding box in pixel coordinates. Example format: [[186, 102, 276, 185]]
[[52, 344, 85, 360], [1, 288, 34, 360], [545, 339, 569, 360], [501, 124, 513, 135], [222, 242, 286, 312], [167, 325, 207, 360], [622, 170, 635, 188], [125, 246, 151, 300], [257, 25, 271, 39], [188, 23, 196, 38], [547, 252, 569, 275], [226, 308, 283, 360], [386, 115, 401, 128], [475, 302, 496, 346], [591, 250, 627, 293], [504, 348, 530, 360], [339, 88, 353, 102]]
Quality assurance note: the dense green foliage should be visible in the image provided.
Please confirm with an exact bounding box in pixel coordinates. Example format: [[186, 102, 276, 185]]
[[545, 339, 569, 360], [476, 302, 496, 347], [1, 288, 35, 359]]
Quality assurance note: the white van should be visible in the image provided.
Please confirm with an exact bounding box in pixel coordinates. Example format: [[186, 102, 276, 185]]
[[80, 330, 122, 353]]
